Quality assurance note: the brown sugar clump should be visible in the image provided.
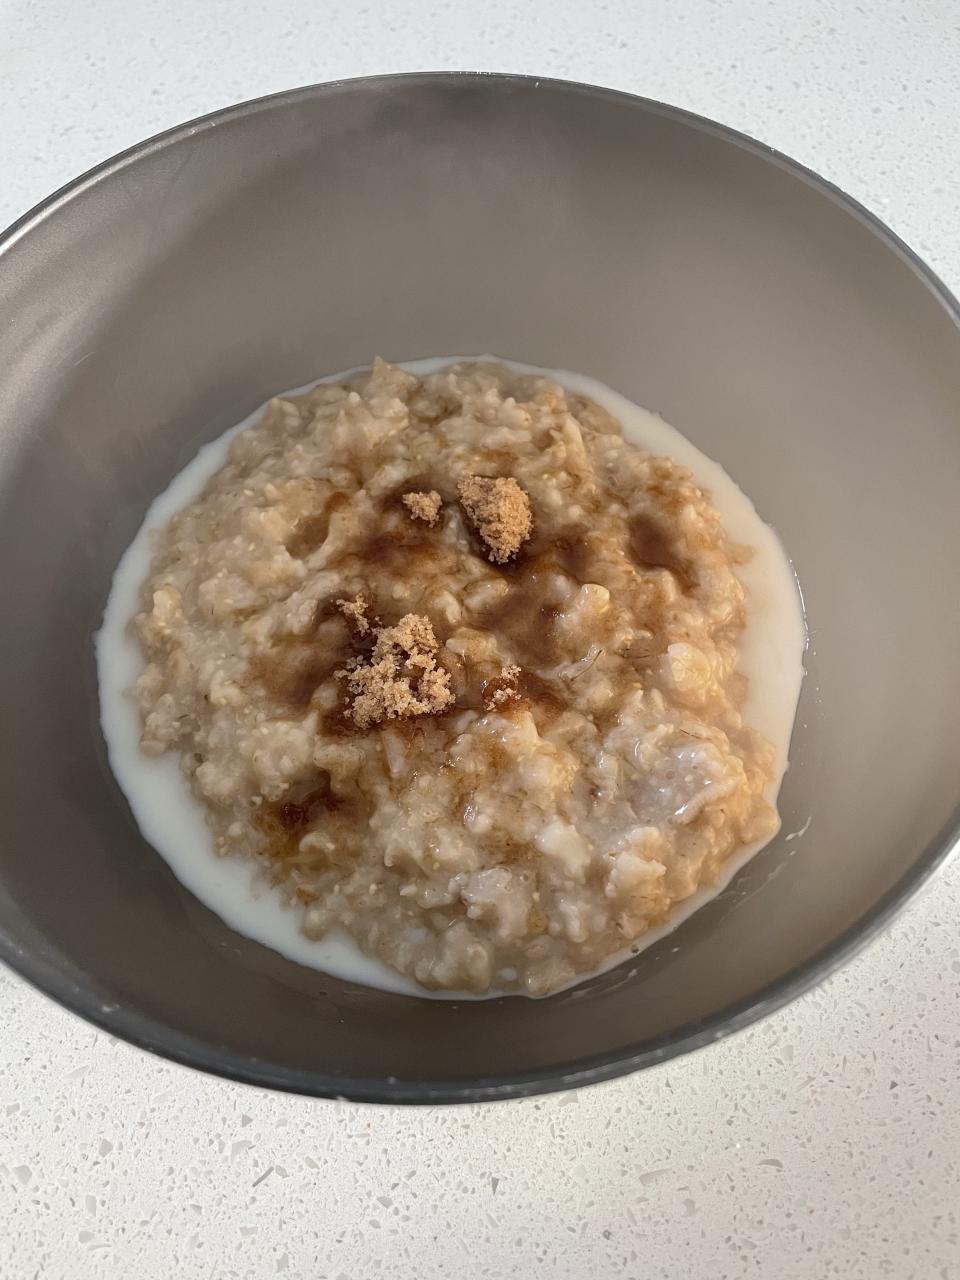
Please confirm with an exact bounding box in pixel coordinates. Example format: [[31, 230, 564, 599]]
[[458, 476, 532, 564], [337, 594, 371, 634], [402, 490, 442, 526], [338, 611, 454, 729], [483, 665, 522, 709]]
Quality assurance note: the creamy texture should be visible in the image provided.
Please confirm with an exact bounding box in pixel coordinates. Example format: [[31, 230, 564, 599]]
[[97, 357, 804, 998]]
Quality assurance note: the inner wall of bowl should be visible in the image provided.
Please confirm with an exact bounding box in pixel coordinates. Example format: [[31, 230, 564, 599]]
[[1, 77, 959, 1092]]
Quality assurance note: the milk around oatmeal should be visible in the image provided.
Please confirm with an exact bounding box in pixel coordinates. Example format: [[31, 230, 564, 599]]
[[98, 358, 805, 997]]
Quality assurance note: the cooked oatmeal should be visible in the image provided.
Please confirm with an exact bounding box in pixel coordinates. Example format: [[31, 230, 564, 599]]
[[130, 359, 778, 995]]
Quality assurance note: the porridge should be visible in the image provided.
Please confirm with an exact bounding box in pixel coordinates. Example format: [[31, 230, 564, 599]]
[[99, 358, 804, 997]]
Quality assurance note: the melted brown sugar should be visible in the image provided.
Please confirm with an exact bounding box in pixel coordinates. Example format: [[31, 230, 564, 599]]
[[256, 769, 359, 868], [256, 491, 696, 749], [628, 512, 695, 591], [284, 491, 350, 559]]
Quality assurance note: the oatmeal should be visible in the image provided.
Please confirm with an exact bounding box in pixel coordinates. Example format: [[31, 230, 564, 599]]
[[122, 358, 788, 996]]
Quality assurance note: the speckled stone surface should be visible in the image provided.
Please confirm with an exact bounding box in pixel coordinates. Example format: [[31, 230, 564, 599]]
[[3, 2, 960, 1276]]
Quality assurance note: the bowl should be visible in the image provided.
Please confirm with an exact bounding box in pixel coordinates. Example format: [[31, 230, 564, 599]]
[[1, 73, 958, 1103]]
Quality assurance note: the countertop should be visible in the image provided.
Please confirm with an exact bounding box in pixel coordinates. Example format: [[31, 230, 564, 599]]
[[3, 1, 960, 1276]]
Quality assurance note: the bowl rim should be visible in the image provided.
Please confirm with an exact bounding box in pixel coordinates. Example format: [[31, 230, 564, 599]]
[[2, 70, 959, 1105]]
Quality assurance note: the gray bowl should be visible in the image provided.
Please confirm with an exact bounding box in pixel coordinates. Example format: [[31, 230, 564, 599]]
[[1, 74, 958, 1103]]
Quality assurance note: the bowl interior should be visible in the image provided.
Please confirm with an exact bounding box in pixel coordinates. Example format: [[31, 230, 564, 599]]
[[1, 75, 959, 1100]]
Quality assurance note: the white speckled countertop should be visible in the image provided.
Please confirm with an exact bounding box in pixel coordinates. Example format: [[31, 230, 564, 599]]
[[3, 2, 960, 1276]]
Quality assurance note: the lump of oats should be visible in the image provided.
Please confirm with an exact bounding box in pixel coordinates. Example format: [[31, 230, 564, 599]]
[[458, 475, 532, 564], [339, 611, 454, 729], [402, 490, 442, 526]]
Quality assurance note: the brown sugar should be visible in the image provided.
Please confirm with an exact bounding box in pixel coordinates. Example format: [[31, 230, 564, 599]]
[[337, 594, 372, 634], [483, 665, 522, 709], [338, 610, 454, 729], [402, 490, 442, 526], [457, 475, 532, 564]]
